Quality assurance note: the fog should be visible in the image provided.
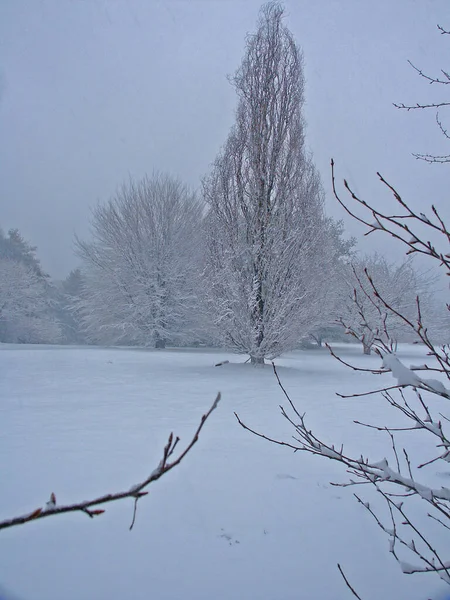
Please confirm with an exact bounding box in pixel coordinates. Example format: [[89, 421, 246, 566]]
[[1, 0, 449, 278]]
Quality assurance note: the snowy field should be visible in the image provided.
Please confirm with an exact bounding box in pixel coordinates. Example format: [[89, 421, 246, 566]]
[[0, 343, 448, 600]]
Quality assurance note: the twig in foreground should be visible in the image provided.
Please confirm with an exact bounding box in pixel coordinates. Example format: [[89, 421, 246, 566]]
[[0, 393, 221, 531], [337, 563, 363, 600]]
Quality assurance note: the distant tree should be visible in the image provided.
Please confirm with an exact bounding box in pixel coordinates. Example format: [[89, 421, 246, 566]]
[[0, 228, 46, 277], [0, 228, 60, 343], [62, 268, 83, 297], [57, 268, 86, 344], [308, 325, 347, 348], [0, 258, 60, 343], [76, 174, 203, 348], [340, 254, 437, 355], [203, 2, 351, 364]]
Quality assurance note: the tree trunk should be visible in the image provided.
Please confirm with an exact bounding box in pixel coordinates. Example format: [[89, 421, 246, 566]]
[[155, 336, 166, 349], [311, 335, 322, 347], [363, 342, 371, 355], [250, 355, 265, 365]]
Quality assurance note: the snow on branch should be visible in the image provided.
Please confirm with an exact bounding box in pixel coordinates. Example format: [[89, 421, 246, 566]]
[[0, 394, 220, 532], [237, 161, 450, 588], [236, 363, 450, 585]]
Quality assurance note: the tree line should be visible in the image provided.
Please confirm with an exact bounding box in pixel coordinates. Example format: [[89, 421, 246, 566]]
[[2, 2, 450, 594], [1, 3, 445, 360]]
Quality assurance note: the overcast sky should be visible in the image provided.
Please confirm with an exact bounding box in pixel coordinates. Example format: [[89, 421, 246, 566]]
[[1, 0, 449, 278]]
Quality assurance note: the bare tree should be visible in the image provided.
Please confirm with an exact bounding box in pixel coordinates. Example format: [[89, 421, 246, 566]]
[[76, 174, 203, 348], [340, 254, 437, 355], [203, 2, 350, 364], [394, 24, 450, 163], [0, 394, 220, 531], [236, 162, 450, 588]]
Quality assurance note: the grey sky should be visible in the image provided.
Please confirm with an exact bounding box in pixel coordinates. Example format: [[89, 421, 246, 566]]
[[1, 0, 449, 278]]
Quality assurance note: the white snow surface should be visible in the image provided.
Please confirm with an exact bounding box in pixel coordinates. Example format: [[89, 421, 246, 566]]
[[0, 343, 448, 600]]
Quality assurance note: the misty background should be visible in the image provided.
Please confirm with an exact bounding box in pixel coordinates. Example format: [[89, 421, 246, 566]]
[[1, 7, 450, 599], [1, 0, 449, 278]]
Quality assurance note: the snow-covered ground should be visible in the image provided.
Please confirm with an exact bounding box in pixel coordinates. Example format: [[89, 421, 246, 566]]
[[0, 343, 448, 600]]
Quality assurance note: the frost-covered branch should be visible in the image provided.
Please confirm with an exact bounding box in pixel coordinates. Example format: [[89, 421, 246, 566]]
[[237, 163, 450, 587], [331, 161, 450, 271], [236, 362, 450, 584], [393, 24, 450, 162], [0, 394, 220, 531]]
